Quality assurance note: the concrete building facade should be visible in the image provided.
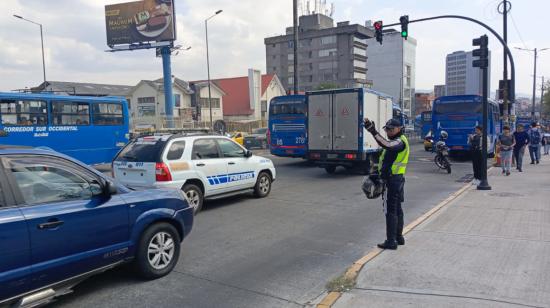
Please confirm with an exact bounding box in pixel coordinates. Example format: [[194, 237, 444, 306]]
[[365, 29, 417, 117], [434, 84, 446, 98], [264, 14, 374, 92], [445, 50, 491, 96]]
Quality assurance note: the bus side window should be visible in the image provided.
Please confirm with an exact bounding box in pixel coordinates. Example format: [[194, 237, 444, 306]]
[[0, 99, 47, 126], [92, 103, 124, 126], [52, 101, 90, 126]]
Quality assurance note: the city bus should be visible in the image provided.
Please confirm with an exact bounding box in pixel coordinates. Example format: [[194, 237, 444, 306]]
[[268, 95, 307, 158], [0, 92, 129, 165], [421, 110, 433, 138], [432, 95, 500, 155]]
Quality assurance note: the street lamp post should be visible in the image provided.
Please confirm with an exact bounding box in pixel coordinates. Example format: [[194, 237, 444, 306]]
[[205, 10, 223, 129], [14, 15, 46, 84], [516, 47, 549, 121]]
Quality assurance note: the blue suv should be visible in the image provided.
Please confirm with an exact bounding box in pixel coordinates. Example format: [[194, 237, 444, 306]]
[[0, 146, 194, 307]]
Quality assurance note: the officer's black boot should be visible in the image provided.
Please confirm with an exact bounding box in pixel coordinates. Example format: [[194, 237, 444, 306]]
[[378, 215, 398, 250], [396, 215, 405, 246]]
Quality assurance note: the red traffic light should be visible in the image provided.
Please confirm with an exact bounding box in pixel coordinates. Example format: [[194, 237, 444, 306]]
[[374, 21, 383, 30]]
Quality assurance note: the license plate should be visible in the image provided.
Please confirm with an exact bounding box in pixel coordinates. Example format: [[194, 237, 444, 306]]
[[327, 154, 338, 159], [285, 150, 294, 154]]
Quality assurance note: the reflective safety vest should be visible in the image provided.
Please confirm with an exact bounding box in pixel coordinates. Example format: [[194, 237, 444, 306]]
[[378, 135, 410, 175]]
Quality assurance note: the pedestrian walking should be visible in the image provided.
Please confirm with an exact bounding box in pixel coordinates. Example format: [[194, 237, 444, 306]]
[[528, 122, 542, 164], [513, 125, 529, 172], [497, 126, 515, 176], [364, 118, 409, 250], [468, 125, 483, 185], [543, 128, 550, 155]]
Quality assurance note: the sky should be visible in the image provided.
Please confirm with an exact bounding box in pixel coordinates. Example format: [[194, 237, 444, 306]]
[[1, 0, 549, 97]]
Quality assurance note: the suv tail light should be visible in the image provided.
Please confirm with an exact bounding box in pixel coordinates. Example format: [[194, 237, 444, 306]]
[[155, 162, 172, 181], [345, 154, 356, 160]]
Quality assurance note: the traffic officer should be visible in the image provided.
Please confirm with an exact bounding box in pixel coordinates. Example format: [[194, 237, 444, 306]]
[[364, 118, 410, 250]]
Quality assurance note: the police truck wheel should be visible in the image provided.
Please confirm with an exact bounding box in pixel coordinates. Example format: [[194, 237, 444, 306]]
[[254, 172, 272, 198], [183, 184, 203, 215], [135, 222, 181, 280], [324, 166, 336, 174]]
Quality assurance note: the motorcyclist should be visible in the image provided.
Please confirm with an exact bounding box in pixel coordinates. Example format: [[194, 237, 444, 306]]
[[364, 118, 410, 250]]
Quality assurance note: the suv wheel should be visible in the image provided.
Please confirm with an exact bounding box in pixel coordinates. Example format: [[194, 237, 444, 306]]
[[183, 184, 203, 215], [135, 223, 180, 279], [254, 172, 272, 198]]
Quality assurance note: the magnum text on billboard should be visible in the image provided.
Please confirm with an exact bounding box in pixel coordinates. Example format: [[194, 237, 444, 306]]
[[105, 0, 176, 46]]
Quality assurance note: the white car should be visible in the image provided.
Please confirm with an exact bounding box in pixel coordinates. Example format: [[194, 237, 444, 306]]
[[113, 134, 276, 214]]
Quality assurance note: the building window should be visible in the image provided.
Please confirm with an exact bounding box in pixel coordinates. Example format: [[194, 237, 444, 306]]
[[353, 71, 366, 80], [353, 59, 366, 69], [288, 41, 294, 48], [353, 47, 367, 57], [321, 36, 337, 45], [299, 39, 312, 47], [288, 76, 294, 85], [137, 97, 155, 104], [273, 67, 277, 71], [319, 62, 337, 70], [138, 105, 155, 117], [199, 98, 220, 109], [354, 36, 367, 45], [288, 53, 294, 61], [272, 55, 277, 59], [319, 48, 337, 57], [272, 44, 276, 48], [174, 94, 181, 108], [288, 65, 294, 73]]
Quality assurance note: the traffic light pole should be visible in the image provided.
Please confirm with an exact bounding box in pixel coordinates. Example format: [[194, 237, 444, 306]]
[[479, 40, 491, 190], [383, 14, 516, 110]]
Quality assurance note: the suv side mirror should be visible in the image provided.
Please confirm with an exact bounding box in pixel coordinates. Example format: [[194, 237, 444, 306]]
[[245, 150, 253, 158]]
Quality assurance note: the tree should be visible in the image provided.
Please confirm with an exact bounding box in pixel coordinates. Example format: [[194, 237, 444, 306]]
[[315, 83, 339, 90], [543, 80, 550, 119]]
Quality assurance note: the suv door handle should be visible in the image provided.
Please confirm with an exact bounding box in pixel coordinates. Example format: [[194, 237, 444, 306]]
[[196, 163, 206, 167], [38, 219, 64, 230], [228, 162, 236, 165]]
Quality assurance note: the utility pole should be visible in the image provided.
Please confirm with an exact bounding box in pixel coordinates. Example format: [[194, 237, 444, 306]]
[[515, 47, 549, 121], [498, 0, 511, 126], [541, 76, 545, 117], [293, 0, 299, 93], [532, 48, 537, 121]]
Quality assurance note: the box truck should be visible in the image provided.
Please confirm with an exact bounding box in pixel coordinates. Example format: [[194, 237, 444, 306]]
[[307, 88, 393, 174]]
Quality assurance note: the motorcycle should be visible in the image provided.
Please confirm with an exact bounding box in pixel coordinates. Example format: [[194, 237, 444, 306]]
[[434, 131, 452, 174]]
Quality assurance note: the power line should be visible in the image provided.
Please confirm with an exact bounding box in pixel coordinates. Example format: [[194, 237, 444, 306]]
[[509, 11, 528, 49]]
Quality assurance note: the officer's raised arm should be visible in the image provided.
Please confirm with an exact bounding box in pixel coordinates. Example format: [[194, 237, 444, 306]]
[[364, 118, 405, 152]]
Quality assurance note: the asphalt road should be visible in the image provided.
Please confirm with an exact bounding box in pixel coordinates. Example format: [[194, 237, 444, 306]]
[[50, 142, 477, 308]]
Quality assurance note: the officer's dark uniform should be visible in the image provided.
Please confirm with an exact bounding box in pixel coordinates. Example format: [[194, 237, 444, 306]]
[[365, 118, 410, 250]]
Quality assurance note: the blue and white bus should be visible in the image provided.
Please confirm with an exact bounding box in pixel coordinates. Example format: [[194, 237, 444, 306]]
[[268, 95, 307, 158], [0, 92, 129, 165], [432, 95, 501, 155], [420, 110, 432, 138]]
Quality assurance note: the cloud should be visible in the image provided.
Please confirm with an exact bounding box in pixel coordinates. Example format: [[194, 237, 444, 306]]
[[1, 0, 549, 96]]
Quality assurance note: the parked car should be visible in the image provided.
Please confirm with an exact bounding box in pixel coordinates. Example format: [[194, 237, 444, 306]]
[[112, 134, 276, 214], [0, 146, 193, 307], [244, 127, 268, 149], [230, 131, 248, 146]]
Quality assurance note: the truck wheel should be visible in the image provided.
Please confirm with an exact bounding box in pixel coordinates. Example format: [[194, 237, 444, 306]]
[[325, 166, 337, 174], [254, 172, 272, 198], [134, 222, 181, 280], [183, 184, 203, 215]]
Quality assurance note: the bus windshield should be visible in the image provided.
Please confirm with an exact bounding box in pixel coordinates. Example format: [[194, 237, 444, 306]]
[[434, 101, 482, 114], [270, 101, 305, 115]]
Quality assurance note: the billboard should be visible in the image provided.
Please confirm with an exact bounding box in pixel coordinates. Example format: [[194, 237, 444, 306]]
[[105, 0, 176, 46]]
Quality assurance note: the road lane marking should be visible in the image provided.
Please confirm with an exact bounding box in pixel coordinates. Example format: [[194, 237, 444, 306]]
[[316, 176, 479, 308]]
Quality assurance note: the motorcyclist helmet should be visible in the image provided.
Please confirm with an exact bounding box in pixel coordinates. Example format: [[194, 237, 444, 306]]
[[440, 130, 449, 140], [361, 174, 385, 199]]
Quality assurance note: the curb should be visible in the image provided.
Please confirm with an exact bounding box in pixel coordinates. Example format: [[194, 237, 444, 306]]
[[316, 180, 475, 308]]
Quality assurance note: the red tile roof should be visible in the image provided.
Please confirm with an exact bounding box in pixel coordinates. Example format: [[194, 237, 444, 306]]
[[191, 74, 276, 116]]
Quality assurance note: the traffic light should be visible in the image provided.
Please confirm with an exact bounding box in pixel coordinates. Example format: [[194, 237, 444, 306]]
[[374, 21, 383, 45], [472, 35, 489, 68], [399, 15, 409, 39]]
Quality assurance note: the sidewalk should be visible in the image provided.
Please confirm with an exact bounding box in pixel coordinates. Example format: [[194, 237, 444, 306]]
[[333, 156, 550, 308]]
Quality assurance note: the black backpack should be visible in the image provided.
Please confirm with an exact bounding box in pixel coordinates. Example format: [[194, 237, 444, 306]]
[[530, 130, 542, 145]]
